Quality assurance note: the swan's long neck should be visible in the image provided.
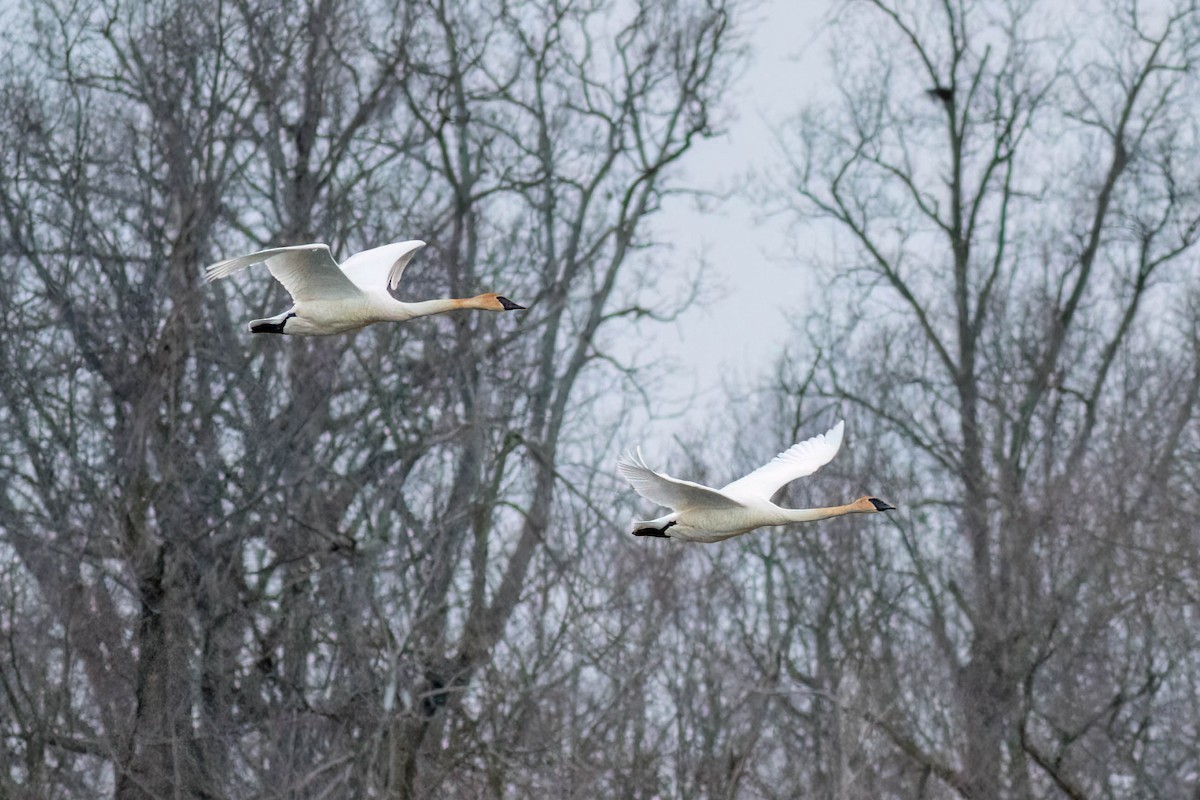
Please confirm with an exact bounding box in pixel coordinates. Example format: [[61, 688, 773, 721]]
[[777, 503, 866, 524], [391, 297, 476, 320]]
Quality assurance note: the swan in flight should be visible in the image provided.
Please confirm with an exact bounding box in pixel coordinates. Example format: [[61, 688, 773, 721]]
[[617, 420, 893, 543], [204, 240, 525, 335]]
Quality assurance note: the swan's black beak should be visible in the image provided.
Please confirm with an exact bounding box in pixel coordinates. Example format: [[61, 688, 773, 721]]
[[497, 296, 525, 311], [869, 498, 895, 511]]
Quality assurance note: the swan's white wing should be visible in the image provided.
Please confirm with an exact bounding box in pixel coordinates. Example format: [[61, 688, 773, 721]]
[[617, 448, 744, 511], [205, 244, 361, 302], [720, 420, 845, 501], [338, 240, 427, 294]]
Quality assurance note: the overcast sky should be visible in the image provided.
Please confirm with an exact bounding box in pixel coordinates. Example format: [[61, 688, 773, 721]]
[[644, 0, 836, 430]]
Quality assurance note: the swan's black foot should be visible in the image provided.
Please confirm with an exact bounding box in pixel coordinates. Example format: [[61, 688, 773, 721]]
[[633, 520, 676, 538], [250, 312, 296, 334]]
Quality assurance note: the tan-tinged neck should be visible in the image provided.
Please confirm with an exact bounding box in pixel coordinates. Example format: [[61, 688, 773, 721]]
[[777, 503, 872, 524], [392, 297, 478, 319]]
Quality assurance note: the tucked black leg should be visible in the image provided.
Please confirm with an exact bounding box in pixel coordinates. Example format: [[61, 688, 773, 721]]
[[633, 520, 676, 538], [250, 311, 296, 334]]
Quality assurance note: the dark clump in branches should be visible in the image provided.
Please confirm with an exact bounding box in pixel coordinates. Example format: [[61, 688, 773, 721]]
[[745, 0, 1200, 797]]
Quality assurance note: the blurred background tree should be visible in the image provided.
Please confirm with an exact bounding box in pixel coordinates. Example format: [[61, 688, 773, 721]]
[[0, 0, 737, 796], [741, 0, 1200, 796], [1, 0, 1198, 798]]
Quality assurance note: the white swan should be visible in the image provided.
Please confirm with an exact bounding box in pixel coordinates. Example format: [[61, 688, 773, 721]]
[[617, 420, 893, 543], [204, 240, 525, 335]]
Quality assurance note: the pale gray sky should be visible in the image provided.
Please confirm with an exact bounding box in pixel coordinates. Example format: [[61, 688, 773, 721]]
[[648, 0, 835, 424]]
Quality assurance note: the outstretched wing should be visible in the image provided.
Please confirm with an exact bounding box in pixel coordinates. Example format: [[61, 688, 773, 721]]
[[338, 240, 427, 294], [617, 448, 744, 511], [720, 420, 845, 502], [205, 244, 361, 302]]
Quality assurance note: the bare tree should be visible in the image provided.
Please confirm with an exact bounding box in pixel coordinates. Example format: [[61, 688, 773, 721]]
[[749, 0, 1200, 797], [0, 0, 740, 797]]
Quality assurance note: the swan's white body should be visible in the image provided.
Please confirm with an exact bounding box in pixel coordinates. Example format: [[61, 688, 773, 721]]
[[617, 421, 893, 543], [204, 240, 524, 335]]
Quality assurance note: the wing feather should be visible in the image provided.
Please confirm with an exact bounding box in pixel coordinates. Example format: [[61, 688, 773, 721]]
[[205, 244, 361, 302], [721, 421, 845, 501], [338, 240, 427, 294], [617, 448, 743, 511]]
